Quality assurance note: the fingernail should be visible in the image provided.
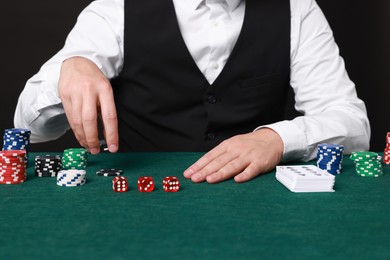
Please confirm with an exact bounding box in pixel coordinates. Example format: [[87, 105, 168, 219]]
[[206, 175, 215, 182], [109, 144, 118, 153], [192, 173, 202, 181], [184, 168, 194, 177], [234, 176, 244, 183], [90, 148, 99, 155]]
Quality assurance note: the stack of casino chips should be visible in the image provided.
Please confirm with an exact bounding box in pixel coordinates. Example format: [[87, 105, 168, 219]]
[[35, 155, 62, 177], [350, 151, 383, 177], [0, 150, 27, 184], [2, 128, 31, 163], [56, 169, 86, 187], [62, 148, 88, 169], [316, 144, 344, 175], [383, 132, 390, 165]]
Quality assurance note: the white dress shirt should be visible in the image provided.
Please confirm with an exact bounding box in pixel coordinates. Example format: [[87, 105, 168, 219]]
[[14, 0, 370, 162]]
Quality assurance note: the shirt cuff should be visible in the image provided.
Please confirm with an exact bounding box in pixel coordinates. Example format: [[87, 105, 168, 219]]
[[40, 63, 63, 104], [254, 120, 308, 162]]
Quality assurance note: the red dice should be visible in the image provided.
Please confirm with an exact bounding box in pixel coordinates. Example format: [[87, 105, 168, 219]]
[[163, 176, 180, 192], [112, 176, 128, 192], [138, 176, 154, 192]]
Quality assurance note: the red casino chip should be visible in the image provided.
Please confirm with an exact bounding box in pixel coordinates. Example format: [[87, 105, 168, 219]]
[[0, 179, 25, 185], [0, 150, 26, 158]]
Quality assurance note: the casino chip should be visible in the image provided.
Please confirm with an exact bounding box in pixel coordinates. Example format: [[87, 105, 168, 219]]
[[62, 148, 88, 170], [316, 144, 344, 175], [35, 155, 62, 177], [350, 151, 383, 177], [96, 169, 123, 177], [2, 128, 31, 164], [383, 132, 390, 165], [0, 150, 27, 185], [56, 169, 86, 187]]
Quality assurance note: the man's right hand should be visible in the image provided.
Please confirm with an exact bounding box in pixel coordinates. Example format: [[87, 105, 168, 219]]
[[58, 56, 119, 154]]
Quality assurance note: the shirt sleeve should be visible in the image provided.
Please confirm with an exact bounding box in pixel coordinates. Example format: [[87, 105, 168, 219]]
[[14, 0, 124, 143], [257, 0, 370, 162]]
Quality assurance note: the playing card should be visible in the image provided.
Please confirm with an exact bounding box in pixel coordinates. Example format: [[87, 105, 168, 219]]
[[276, 165, 335, 192]]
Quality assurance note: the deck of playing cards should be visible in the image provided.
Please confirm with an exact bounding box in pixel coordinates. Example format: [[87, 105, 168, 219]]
[[276, 165, 335, 192]]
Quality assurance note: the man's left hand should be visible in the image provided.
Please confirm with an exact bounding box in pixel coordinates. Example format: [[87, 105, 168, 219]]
[[183, 128, 284, 183]]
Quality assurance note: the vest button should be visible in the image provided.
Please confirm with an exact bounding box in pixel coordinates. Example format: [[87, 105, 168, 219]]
[[208, 95, 217, 104], [207, 132, 216, 140]]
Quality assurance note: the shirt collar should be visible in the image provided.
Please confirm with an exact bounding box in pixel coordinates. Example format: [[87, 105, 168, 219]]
[[185, 0, 242, 12]]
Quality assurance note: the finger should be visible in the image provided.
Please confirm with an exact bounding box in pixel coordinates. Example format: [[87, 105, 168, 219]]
[[206, 157, 250, 184], [61, 97, 74, 132], [82, 95, 100, 154], [234, 161, 262, 183], [190, 152, 239, 183], [70, 96, 88, 148], [183, 143, 227, 178], [99, 85, 118, 153]]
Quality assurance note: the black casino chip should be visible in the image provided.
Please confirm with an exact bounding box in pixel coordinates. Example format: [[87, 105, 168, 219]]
[[96, 169, 123, 177]]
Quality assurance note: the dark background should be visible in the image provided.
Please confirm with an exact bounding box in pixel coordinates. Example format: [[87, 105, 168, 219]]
[[1, 0, 389, 152]]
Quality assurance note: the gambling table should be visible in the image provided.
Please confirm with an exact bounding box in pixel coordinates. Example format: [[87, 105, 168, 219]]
[[0, 152, 389, 259]]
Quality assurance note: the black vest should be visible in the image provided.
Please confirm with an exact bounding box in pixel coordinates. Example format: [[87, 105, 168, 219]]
[[112, 0, 291, 152]]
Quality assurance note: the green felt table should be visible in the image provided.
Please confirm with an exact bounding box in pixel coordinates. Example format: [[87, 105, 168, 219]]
[[0, 152, 389, 260]]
